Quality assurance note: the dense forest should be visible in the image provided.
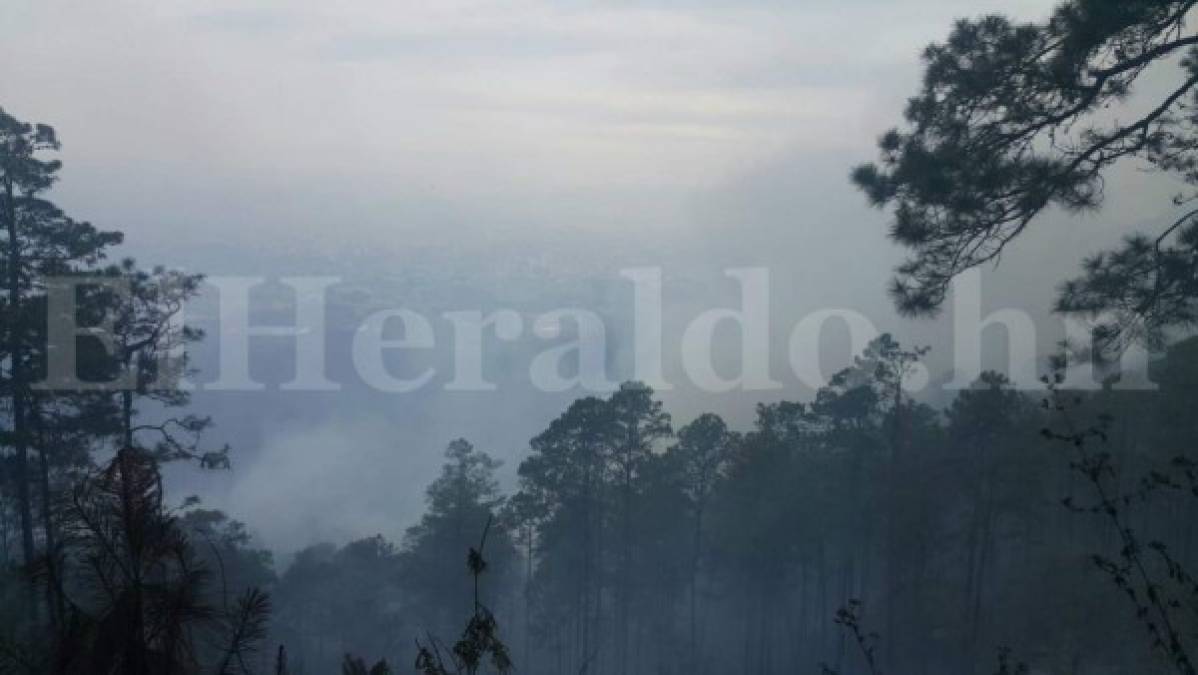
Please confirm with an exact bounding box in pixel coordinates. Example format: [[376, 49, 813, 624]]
[[259, 343, 1198, 675], [6, 0, 1198, 674], [6, 294, 1198, 674]]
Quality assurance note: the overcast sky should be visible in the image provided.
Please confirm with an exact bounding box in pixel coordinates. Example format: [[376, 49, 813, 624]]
[[4, 0, 1060, 251], [4, 0, 1188, 554]]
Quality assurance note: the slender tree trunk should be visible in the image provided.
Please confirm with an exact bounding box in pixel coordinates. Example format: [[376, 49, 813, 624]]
[[275, 645, 288, 675], [524, 528, 533, 673], [4, 178, 35, 569], [961, 484, 980, 672], [818, 539, 828, 663], [33, 407, 64, 630], [835, 559, 853, 673], [592, 454, 608, 675], [122, 388, 134, 449], [967, 477, 996, 674], [117, 449, 149, 675], [688, 504, 704, 675], [886, 386, 904, 672], [962, 442, 996, 675], [756, 584, 768, 675], [4, 179, 38, 629], [741, 573, 753, 675], [913, 483, 932, 675], [795, 560, 807, 672], [618, 465, 632, 675], [576, 455, 598, 675], [0, 496, 9, 562]]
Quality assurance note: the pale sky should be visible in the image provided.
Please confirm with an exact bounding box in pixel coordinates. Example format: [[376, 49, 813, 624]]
[[3, 0, 1056, 248]]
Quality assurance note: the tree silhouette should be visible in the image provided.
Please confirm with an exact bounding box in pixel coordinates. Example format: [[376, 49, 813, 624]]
[[666, 412, 735, 673], [414, 517, 513, 675], [96, 260, 222, 467], [13, 447, 272, 675], [402, 439, 515, 645], [851, 0, 1198, 345], [1, 106, 122, 572]]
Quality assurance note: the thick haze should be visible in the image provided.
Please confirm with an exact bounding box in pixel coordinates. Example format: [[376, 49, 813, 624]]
[[1, 0, 1183, 554]]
